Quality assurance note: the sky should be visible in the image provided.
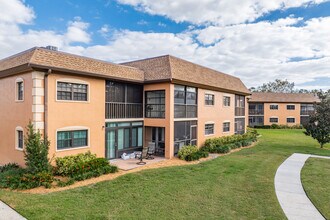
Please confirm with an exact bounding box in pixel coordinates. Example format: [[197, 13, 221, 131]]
[[0, 0, 330, 90]]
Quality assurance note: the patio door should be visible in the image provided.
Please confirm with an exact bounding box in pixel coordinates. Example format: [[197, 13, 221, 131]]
[[106, 130, 116, 159]]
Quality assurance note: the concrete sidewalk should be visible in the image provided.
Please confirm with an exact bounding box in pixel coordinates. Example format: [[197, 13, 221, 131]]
[[0, 201, 26, 220], [274, 153, 330, 220]]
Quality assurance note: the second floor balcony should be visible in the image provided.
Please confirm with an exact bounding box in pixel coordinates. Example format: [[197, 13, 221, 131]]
[[106, 102, 143, 119]]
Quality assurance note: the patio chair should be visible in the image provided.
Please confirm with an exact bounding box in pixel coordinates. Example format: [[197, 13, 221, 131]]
[[146, 142, 155, 160], [136, 147, 148, 165]]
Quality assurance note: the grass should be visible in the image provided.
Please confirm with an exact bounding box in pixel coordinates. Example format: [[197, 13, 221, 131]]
[[301, 158, 330, 219], [0, 129, 329, 219]]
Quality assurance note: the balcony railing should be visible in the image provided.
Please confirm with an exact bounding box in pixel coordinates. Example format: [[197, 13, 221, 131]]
[[235, 107, 245, 116], [249, 109, 264, 115], [300, 110, 315, 116], [106, 102, 143, 119]]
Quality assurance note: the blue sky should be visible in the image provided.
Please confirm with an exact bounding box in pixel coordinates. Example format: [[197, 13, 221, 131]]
[[1, 0, 330, 89]]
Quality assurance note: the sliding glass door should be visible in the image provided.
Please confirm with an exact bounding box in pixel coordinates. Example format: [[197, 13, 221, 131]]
[[105, 121, 143, 159]]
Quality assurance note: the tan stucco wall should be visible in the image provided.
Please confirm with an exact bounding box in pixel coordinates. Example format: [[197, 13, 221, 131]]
[[0, 72, 33, 166], [144, 83, 174, 159], [197, 89, 237, 147], [263, 103, 301, 125], [46, 72, 105, 160]]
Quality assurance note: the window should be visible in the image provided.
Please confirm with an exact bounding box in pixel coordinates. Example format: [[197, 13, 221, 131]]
[[174, 85, 197, 118], [301, 104, 315, 115], [205, 124, 214, 135], [16, 129, 24, 150], [145, 90, 165, 118], [16, 79, 24, 101], [205, 94, 214, 105], [287, 118, 295, 123], [105, 81, 143, 119], [57, 82, 88, 101], [223, 122, 230, 132], [270, 117, 278, 123], [287, 105, 295, 110], [235, 118, 245, 134], [223, 96, 230, 106], [270, 104, 278, 110], [57, 130, 88, 150], [235, 95, 245, 116], [174, 121, 197, 155]]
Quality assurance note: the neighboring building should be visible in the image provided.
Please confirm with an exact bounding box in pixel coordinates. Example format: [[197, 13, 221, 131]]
[[0, 47, 250, 166], [248, 92, 320, 127]]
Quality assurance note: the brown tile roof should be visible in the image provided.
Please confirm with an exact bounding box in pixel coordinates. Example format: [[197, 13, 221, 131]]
[[0, 47, 144, 82], [249, 92, 320, 103], [122, 55, 250, 95]]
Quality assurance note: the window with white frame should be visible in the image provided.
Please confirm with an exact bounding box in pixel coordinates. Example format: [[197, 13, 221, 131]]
[[287, 105, 295, 110], [16, 78, 24, 101], [15, 128, 24, 150], [269, 117, 278, 123], [223, 122, 230, 132], [287, 117, 295, 123], [205, 123, 214, 135], [205, 94, 215, 105], [270, 104, 278, 110], [223, 96, 230, 106], [57, 82, 88, 101], [57, 130, 88, 150]]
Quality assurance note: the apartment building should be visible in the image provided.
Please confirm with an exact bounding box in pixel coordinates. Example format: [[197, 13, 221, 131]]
[[0, 47, 250, 166], [248, 92, 320, 127]]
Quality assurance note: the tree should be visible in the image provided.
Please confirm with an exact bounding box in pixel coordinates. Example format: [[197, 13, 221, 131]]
[[250, 79, 295, 93], [24, 122, 52, 173], [304, 97, 330, 148]]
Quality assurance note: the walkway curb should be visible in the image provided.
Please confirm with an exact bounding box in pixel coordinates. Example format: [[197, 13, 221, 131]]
[[0, 201, 26, 220], [274, 153, 330, 220]]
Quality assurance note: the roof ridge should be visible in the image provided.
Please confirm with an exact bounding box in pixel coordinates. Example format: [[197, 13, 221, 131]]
[[34, 47, 143, 71], [120, 54, 170, 64], [0, 47, 37, 62]]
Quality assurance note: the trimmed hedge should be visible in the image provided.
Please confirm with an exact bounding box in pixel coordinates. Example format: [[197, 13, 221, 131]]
[[252, 124, 303, 129], [178, 145, 209, 161], [201, 129, 258, 154], [54, 152, 118, 186]]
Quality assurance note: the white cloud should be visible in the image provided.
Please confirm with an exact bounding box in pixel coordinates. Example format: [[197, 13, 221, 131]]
[[0, 0, 35, 24], [116, 0, 330, 25], [65, 17, 91, 44], [0, 0, 329, 90]]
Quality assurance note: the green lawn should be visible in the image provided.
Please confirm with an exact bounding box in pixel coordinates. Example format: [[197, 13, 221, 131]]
[[0, 129, 329, 219], [301, 158, 330, 219]]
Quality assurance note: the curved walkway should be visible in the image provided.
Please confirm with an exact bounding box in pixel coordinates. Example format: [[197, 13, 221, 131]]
[[274, 153, 330, 220], [0, 201, 26, 220]]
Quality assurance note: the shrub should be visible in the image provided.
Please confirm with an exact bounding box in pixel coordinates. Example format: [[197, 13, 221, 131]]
[[185, 151, 209, 161], [0, 169, 53, 190], [55, 152, 97, 176], [55, 153, 118, 181], [178, 145, 199, 160], [24, 122, 52, 174], [0, 163, 19, 173]]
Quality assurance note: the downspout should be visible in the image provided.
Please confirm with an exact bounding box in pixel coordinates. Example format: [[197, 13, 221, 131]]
[[44, 69, 51, 137]]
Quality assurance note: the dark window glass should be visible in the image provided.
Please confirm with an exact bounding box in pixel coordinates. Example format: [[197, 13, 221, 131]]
[[57, 82, 88, 101], [223, 122, 230, 132], [145, 90, 165, 118], [249, 103, 264, 115], [174, 121, 198, 155], [205, 124, 214, 135], [287, 105, 295, 110], [235, 118, 245, 135], [270, 104, 278, 110], [17, 82, 24, 101], [270, 118, 278, 123], [223, 96, 230, 106], [174, 85, 197, 118], [235, 95, 245, 116], [17, 130, 23, 149], [57, 130, 88, 150], [105, 81, 143, 119], [287, 118, 295, 123], [205, 94, 214, 105], [249, 116, 264, 127], [301, 104, 315, 115]]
